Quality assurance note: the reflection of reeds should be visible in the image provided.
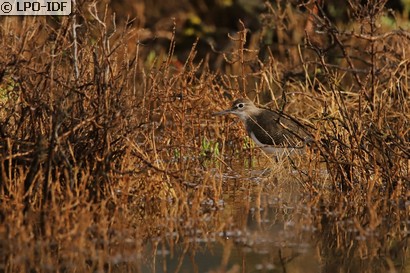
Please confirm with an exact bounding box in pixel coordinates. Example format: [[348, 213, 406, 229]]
[[0, 0, 408, 272]]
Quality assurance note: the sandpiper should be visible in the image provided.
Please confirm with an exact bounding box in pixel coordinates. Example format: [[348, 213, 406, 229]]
[[214, 98, 312, 156]]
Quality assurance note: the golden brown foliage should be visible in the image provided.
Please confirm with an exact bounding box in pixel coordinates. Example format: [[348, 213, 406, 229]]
[[0, 0, 409, 272]]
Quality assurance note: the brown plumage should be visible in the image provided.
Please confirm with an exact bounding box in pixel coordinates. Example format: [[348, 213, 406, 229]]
[[214, 98, 312, 154]]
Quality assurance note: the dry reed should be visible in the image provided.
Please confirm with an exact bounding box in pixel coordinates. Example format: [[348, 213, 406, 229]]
[[0, 0, 408, 272]]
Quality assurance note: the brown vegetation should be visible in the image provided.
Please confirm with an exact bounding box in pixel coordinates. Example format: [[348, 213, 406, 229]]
[[0, 0, 409, 272]]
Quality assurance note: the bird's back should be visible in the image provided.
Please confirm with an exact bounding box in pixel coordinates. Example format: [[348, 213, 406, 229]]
[[245, 108, 311, 148]]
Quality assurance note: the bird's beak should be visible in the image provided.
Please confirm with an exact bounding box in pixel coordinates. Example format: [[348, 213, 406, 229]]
[[212, 109, 232, 116]]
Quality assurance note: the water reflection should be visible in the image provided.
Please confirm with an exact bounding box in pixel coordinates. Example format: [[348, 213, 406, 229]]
[[139, 158, 409, 273], [1, 157, 408, 273], [139, 161, 320, 273]]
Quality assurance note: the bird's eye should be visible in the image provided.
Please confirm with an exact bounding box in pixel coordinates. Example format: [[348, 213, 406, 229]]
[[237, 103, 244, 109]]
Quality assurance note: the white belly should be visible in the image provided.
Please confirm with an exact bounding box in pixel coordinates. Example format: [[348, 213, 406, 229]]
[[249, 131, 305, 156]]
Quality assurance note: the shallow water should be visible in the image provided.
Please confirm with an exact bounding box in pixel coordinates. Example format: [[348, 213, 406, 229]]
[[140, 186, 320, 272], [136, 158, 409, 273], [2, 156, 408, 273]]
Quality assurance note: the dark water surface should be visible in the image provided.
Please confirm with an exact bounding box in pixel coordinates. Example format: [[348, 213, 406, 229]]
[[136, 157, 409, 273], [2, 158, 408, 273]]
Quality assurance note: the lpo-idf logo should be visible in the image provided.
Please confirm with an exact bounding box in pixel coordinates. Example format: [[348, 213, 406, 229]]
[[1, 0, 71, 15]]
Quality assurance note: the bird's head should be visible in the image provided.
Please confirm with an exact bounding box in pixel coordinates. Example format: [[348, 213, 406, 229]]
[[213, 98, 259, 121]]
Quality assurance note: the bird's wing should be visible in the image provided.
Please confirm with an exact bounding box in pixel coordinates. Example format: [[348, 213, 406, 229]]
[[253, 110, 311, 147]]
